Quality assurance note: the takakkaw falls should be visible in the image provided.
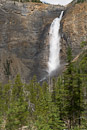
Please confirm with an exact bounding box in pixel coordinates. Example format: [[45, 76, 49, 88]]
[[48, 11, 64, 75], [41, 0, 73, 79], [40, 11, 64, 82]]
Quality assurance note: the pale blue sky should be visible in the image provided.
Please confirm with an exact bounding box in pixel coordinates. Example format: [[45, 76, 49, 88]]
[[40, 0, 73, 5]]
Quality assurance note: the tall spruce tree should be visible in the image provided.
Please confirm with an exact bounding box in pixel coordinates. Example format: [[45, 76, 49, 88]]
[[63, 47, 85, 129], [5, 75, 29, 130], [34, 80, 65, 130], [63, 47, 74, 129], [49, 78, 65, 130], [79, 52, 87, 128], [55, 77, 65, 120], [73, 67, 84, 127]]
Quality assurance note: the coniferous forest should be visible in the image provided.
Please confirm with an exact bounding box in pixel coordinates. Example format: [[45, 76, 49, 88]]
[[0, 47, 87, 130]]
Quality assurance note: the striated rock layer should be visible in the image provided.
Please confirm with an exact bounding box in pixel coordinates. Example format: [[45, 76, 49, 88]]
[[0, 1, 64, 82]]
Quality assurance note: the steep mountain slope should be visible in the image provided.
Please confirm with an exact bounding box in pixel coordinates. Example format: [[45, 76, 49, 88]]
[[0, 1, 87, 83], [61, 1, 87, 58], [0, 1, 64, 82]]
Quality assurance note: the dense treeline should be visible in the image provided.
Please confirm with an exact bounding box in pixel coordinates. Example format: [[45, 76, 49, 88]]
[[12, 0, 41, 3], [77, 0, 86, 3], [0, 47, 87, 130]]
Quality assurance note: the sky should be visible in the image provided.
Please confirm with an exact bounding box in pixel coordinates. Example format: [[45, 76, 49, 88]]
[[40, 0, 73, 5]]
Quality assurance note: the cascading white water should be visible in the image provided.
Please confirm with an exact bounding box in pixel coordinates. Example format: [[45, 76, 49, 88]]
[[48, 11, 64, 75]]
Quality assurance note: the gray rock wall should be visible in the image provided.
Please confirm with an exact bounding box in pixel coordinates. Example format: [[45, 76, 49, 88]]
[[0, 2, 65, 82], [61, 2, 87, 58]]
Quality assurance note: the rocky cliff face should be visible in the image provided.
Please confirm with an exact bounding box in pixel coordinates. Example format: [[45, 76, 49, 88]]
[[61, 2, 87, 58], [1, 1, 87, 83], [0, 1, 64, 82]]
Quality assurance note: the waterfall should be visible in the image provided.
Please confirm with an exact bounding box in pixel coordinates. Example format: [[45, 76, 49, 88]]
[[48, 11, 64, 75]]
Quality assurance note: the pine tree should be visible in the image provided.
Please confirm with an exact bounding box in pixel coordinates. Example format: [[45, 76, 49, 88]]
[[73, 67, 84, 127], [3, 83, 11, 114], [26, 76, 39, 116], [0, 83, 4, 129], [79, 52, 87, 128], [63, 47, 85, 129], [5, 75, 29, 130], [12, 75, 24, 102], [63, 47, 74, 129], [55, 77, 65, 120], [34, 81, 50, 130], [0, 83, 3, 114], [34, 80, 65, 130]]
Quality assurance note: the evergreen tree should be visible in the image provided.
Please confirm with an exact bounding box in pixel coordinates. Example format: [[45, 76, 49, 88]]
[[34, 81, 65, 130], [73, 67, 84, 127], [63, 47, 74, 129], [0, 83, 4, 129], [34, 82, 50, 130], [12, 75, 24, 102], [63, 47, 85, 129], [0, 84, 3, 114], [26, 76, 39, 116], [55, 77, 65, 119], [3, 83, 11, 114], [79, 52, 87, 128], [5, 100, 28, 130], [5, 75, 29, 130]]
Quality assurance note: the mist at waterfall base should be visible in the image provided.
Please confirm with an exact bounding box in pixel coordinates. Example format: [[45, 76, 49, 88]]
[[40, 0, 73, 5]]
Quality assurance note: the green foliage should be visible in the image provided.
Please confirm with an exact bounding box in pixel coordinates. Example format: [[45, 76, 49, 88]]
[[3, 59, 11, 77], [0, 84, 3, 112], [63, 47, 75, 128], [62, 47, 85, 129], [0, 114, 3, 130], [1, 48, 87, 129], [34, 81, 65, 130], [12, 0, 41, 3], [6, 100, 28, 130], [77, 0, 86, 3], [3, 83, 11, 113], [31, 0, 41, 2], [80, 41, 87, 48], [12, 74, 24, 102], [79, 52, 87, 73], [5, 75, 29, 130]]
